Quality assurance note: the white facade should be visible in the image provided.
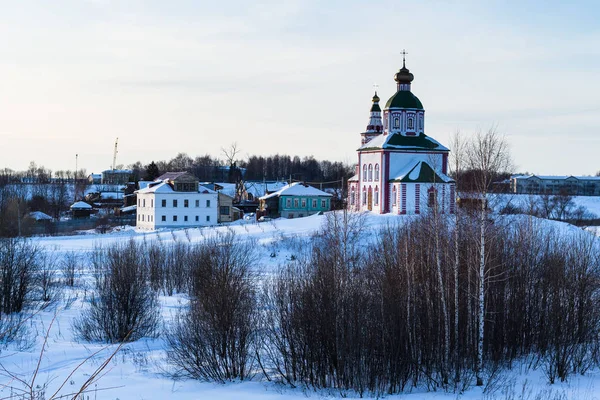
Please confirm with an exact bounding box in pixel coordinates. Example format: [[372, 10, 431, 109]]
[[135, 181, 218, 230]]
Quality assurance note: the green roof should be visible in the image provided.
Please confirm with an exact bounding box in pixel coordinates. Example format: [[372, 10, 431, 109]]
[[385, 91, 423, 109], [370, 103, 381, 112], [359, 132, 449, 152], [386, 133, 440, 149], [390, 161, 453, 184]]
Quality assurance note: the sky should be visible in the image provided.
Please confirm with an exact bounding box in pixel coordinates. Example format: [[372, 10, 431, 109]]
[[0, 0, 599, 176]]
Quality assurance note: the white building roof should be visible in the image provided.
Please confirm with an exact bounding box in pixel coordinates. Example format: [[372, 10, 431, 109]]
[[135, 180, 217, 195], [29, 211, 53, 221], [259, 182, 333, 200], [70, 201, 92, 209]]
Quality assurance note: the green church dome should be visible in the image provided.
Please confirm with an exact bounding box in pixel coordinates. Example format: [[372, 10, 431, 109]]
[[385, 90, 424, 110]]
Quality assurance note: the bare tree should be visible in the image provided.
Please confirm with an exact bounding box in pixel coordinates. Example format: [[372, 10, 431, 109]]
[[465, 127, 512, 386]]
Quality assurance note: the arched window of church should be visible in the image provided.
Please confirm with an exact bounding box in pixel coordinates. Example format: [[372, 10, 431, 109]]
[[393, 117, 399, 129], [374, 164, 380, 181], [363, 164, 367, 180], [374, 186, 379, 206], [350, 186, 355, 205], [408, 117, 414, 130], [362, 187, 367, 205], [392, 185, 397, 206], [368, 164, 373, 181]]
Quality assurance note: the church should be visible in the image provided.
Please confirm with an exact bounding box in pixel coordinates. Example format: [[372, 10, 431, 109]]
[[347, 56, 455, 215]]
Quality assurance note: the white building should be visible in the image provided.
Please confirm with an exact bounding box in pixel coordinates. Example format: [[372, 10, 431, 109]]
[[347, 57, 455, 215], [510, 175, 600, 196], [135, 172, 218, 230]]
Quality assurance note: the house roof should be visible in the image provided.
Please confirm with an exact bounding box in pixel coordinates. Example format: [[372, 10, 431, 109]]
[[70, 201, 92, 209], [389, 161, 454, 184], [348, 174, 359, 182], [259, 182, 333, 200], [155, 172, 191, 181], [29, 211, 53, 221], [359, 132, 449, 152], [135, 180, 216, 194]]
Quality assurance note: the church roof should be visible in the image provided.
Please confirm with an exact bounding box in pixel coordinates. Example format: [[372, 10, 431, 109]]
[[389, 161, 454, 184], [385, 90, 423, 109], [359, 132, 449, 152]]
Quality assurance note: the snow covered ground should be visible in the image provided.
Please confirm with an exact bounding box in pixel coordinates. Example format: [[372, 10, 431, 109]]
[[2, 211, 600, 399]]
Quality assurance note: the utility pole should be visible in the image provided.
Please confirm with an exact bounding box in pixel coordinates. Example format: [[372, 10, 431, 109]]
[[75, 153, 78, 203]]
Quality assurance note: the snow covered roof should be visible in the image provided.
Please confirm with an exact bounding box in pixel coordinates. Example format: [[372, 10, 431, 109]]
[[512, 175, 600, 181], [138, 181, 153, 189], [29, 211, 53, 221], [259, 182, 333, 200], [135, 180, 216, 194], [245, 181, 288, 198], [389, 161, 454, 183], [155, 172, 190, 181], [70, 201, 92, 209], [359, 132, 449, 152], [120, 205, 137, 213], [348, 174, 359, 182]]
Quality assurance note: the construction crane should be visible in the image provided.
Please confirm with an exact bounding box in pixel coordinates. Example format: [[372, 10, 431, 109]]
[[112, 137, 119, 171]]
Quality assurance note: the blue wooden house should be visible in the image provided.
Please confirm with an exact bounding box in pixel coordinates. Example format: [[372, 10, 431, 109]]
[[258, 182, 332, 219]]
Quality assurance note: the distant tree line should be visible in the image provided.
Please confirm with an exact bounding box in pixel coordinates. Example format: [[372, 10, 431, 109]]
[[127, 152, 354, 184]]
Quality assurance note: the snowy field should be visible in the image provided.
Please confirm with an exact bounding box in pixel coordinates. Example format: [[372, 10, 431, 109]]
[[2, 211, 600, 399]]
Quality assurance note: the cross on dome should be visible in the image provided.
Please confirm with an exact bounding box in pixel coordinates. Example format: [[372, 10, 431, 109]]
[[400, 49, 408, 67]]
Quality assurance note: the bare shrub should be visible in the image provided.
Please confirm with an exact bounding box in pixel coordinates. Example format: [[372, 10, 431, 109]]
[[166, 233, 257, 382], [73, 240, 160, 343], [60, 251, 79, 287]]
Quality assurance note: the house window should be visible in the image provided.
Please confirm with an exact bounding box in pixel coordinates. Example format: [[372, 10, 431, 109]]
[[368, 164, 373, 181], [393, 116, 399, 129], [195, 215, 199, 222], [173, 199, 178, 207], [143, 199, 146, 207], [173, 215, 177, 222], [220, 206, 230, 215], [321, 199, 326, 208], [151, 199, 154, 208], [184, 199, 189, 208], [350, 187, 355, 205], [138, 199, 140, 207], [142, 214, 144, 221], [206, 215, 210, 222], [195, 199, 199, 207], [408, 117, 414, 130], [137, 214, 140, 221], [289, 213, 294, 219], [206, 200, 210, 207], [294, 199, 299, 208], [161, 199, 166, 207], [161, 215, 166, 222], [392, 186, 397, 206], [363, 164, 367, 179], [286, 198, 291, 207], [374, 186, 379, 206], [312, 199, 317, 208], [301, 199, 306, 208], [375, 164, 380, 181], [184, 215, 188, 222], [362, 187, 367, 205]]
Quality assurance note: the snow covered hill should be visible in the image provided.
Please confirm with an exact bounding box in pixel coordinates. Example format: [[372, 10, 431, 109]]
[[1, 212, 599, 400]]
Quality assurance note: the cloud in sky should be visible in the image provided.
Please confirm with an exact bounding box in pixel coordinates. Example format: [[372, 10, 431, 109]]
[[0, 0, 599, 175]]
